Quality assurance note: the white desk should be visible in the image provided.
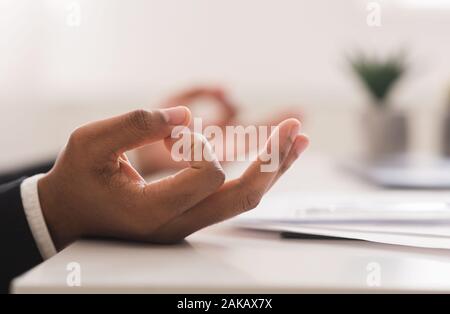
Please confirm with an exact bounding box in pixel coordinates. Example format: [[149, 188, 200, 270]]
[[12, 154, 450, 293]]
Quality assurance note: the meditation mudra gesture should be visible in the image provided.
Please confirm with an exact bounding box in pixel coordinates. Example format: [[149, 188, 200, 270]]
[[0, 87, 308, 293], [38, 106, 308, 247]]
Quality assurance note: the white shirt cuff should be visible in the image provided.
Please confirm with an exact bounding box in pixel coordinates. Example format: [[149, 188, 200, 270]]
[[20, 174, 57, 260]]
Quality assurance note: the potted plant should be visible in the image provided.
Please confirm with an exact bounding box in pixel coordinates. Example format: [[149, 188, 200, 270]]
[[348, 51, 409, 162]]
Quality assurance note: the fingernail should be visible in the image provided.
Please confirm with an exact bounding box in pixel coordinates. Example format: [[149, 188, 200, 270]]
[[289, 124, 300, 141], [295, 136, 309, 155], [295, 142, 304, 156], [161, 106, 189, 125]]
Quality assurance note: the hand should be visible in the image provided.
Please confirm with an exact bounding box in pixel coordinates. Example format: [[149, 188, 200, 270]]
[[38, 107, 308, 250]]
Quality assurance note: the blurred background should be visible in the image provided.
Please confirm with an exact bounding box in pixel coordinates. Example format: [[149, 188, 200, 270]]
[[1, 0, 450, 172]]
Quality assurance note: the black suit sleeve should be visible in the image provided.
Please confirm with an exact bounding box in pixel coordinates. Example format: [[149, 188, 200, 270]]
[[0, 178, 44, 294], [0, 160, 54, 185]]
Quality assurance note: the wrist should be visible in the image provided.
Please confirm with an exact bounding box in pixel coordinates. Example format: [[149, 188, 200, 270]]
[[38, 173, 81, 250]]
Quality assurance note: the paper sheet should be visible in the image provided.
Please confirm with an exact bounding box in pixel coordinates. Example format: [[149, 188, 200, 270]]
[[235, 192, 450, 249], [236, 222, 450, 249]]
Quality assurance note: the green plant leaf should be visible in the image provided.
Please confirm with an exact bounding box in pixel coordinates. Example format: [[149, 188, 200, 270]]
[[348, 51, 407, 106]]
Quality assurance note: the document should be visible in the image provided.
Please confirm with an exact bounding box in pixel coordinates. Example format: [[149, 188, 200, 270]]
[[234, 192, 450, 249]]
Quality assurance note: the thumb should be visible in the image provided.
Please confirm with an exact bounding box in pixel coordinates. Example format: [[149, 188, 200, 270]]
[[79, 107, 191, 157]]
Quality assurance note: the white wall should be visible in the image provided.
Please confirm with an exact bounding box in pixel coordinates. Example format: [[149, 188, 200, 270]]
[[1, 0, 450, 169]]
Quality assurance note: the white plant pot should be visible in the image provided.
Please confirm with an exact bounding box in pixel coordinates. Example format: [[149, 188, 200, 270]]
[[361, 108, 409, 162]]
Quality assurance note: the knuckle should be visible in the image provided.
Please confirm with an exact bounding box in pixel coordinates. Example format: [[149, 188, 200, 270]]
[[208, 166, 226, 188], [67, 127, 87, 148], [127, 109, 155, 133], [240, 188, 263, 211]]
